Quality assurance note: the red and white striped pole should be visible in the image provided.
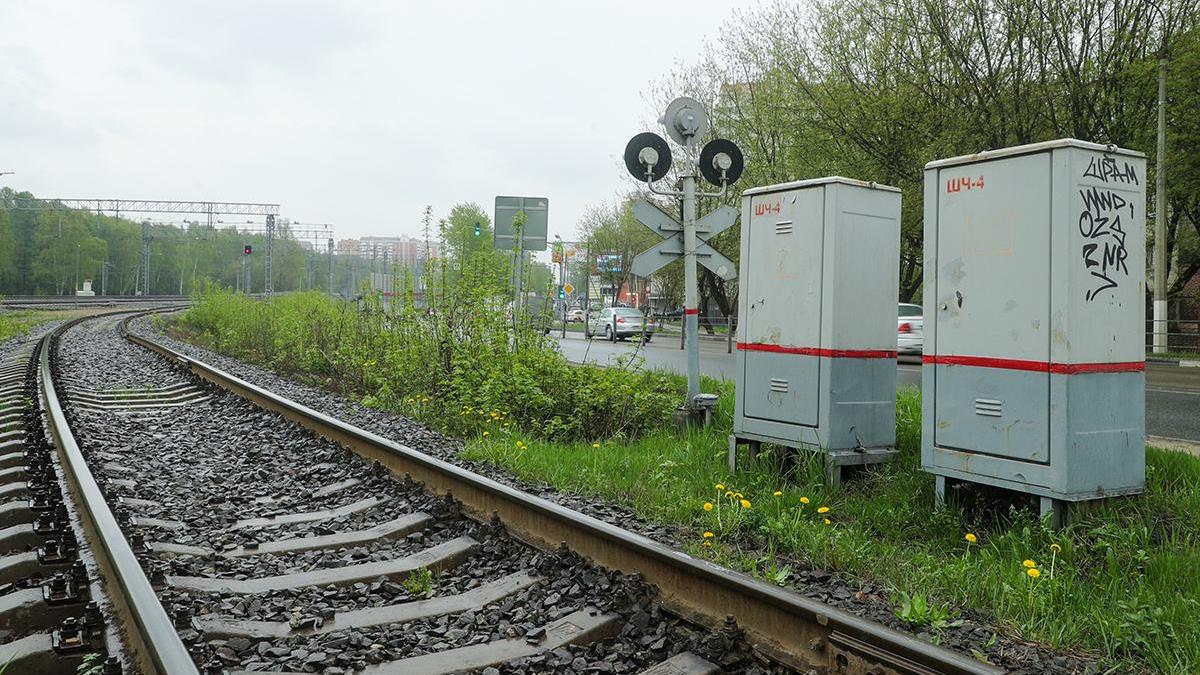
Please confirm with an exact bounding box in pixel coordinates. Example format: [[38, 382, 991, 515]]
[[682, 170, 700, 406]]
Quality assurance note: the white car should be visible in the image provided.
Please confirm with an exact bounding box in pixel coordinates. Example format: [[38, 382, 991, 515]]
[[898, 303, 923, 355]]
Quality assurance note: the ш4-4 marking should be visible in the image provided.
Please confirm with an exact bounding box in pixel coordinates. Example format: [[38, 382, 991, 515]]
[[946, 176, 985, 193]]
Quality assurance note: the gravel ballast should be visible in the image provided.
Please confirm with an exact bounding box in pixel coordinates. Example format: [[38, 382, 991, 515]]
[[53, 313, 783, 674]]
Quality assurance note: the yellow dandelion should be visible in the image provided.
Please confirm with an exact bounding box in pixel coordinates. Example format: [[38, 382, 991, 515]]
[[422, 398, 430, 403], [739, 499, 751, 509], [734, 492, 744, 499], [724, 491, 734, 499], [773, 490, 783, 497], [1026, 568, 1040, 579], [799, 496, 810, 505], [1023, 559, 1036, 568], [592, 443, 600, 449], [715, 483, 725, 491], [482, 431, 490, 437], [703, 540, 712, 547], [703, 531, 714, 539], [817, 506, 830, 514], [406, 397, 414, 403], [823, 518, 831, 526], [703, 502, 713, 512], [1049, 543, 1061, 554], [965, 533, 977, 544]]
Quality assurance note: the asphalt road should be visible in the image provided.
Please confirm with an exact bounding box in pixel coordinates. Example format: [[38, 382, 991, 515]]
[[555, 333, 1200, 446]]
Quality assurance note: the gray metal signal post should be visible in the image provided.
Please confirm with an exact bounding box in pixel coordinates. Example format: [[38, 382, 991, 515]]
[[624, 98, 744, 415]]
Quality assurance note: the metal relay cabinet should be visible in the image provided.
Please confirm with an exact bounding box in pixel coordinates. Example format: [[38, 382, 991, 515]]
[[729, 177, 902, 482], [921, 139, 1146, 522]]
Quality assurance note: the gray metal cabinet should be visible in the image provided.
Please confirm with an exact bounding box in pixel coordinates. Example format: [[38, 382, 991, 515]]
[[730, 177, 902, 483], [921, 139, 1147, 521]]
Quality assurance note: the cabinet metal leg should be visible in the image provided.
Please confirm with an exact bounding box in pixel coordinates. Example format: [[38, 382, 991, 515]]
[[727, 435, 738, 473], [1039, 496, 1065, 529], [934, 475, 946, 506]]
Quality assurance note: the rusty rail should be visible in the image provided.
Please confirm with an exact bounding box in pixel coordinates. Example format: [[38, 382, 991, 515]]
[[123, 315, 999, 675], [40, 314, 200, 675]]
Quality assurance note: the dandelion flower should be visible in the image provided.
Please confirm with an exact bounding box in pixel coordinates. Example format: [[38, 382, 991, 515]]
[[1026, 568, 1040, 579], [406, 397, 414, 403], [739, 499, 751, 509], [1049, 543, 1061, 554], [799, 496, 810, 505], [703, 540, 712, 547], [482, 431, 490, 437], [715, 483, 725, 491], [817, 506, 830, 514], [734, 492, 744, 499], [964, 533, 977, 544], [703, 531, 714, 539], [823, 518, 831, 525], [724, 491, 734, 499], [703, 502, 713, 512], [422, 398, 430, 403], [773, 490, 783, 497], [592, 443, 600, 449], [1023, 559, 1036, 568]]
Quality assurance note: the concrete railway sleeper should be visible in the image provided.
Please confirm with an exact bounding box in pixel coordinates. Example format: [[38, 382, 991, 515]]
[[7, 308, 1001, 675]]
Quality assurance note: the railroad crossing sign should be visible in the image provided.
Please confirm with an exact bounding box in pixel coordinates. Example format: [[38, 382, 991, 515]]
[[563, 282, 574, 295], [630, 200, 737, 280]]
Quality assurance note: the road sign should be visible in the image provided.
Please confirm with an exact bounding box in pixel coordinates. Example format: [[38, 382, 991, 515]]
[[563, 282, 574, 295], [494, 196, 548, 252], [630, 200, 736, 280]]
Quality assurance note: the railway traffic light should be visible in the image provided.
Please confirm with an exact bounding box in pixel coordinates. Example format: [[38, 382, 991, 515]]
[[558, 286, 566, 300], [473, 222, 481, 236], [244, 244, 252, 255]]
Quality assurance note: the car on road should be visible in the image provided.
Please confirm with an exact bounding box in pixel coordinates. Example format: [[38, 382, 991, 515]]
[[898, 303, 923, 355], [586, 307, 656, 342], [567, 308, 585, 323]]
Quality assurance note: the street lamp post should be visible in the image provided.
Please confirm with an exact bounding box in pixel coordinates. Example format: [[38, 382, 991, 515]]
[[1149, 0, 1170, 354]]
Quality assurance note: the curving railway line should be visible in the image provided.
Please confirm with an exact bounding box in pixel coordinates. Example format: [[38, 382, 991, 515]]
[[0, 309, 999, 675]]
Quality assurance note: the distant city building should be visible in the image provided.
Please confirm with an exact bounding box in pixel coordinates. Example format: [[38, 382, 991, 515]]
[[335, 236, 439, 266]]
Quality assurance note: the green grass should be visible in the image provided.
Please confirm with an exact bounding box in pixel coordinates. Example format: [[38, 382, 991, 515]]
[[462, 382, 1200, 673], [0, 309, 79, 342]]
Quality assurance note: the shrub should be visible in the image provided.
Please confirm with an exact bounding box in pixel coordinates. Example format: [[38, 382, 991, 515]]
[[176, 285, 681, 442]]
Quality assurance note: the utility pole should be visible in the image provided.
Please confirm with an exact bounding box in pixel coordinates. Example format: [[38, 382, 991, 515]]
[[74, 243, 81, 293], [141, 221, 151, 296], [582, 244, 591, 334], [1152, 52, 1169, 353], [1150, 0, 1170, 354], [265, 214, 275, 295], [327, 238, 334, 299]]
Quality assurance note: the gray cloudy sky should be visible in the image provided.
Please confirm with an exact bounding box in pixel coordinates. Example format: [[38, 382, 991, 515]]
[[2, 1, 740, 242]]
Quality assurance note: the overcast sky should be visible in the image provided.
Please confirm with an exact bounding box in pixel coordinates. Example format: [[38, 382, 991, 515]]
[[1, 1, 744, 243]]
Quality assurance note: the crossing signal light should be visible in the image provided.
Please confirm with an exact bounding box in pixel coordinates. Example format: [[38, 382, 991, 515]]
[[473, 222, 481, 236], [244, 244, 252, 255]]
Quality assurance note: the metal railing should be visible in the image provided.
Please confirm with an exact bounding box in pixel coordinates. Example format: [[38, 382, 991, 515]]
[[1146, 317, 1200, 357]]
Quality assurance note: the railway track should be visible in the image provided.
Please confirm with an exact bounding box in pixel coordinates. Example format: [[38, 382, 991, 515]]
[[0, 310, 1000, 674]]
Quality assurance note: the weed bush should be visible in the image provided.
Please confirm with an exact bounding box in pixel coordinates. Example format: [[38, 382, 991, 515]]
[[176, 286, 679, 441]]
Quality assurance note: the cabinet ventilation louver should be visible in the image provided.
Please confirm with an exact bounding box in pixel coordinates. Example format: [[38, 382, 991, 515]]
[[974, 398, 1003, 417]]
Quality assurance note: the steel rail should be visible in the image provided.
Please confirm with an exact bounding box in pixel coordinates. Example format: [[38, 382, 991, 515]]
[[124, 317, 1000, 675], [40, 316, 200, 675]]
